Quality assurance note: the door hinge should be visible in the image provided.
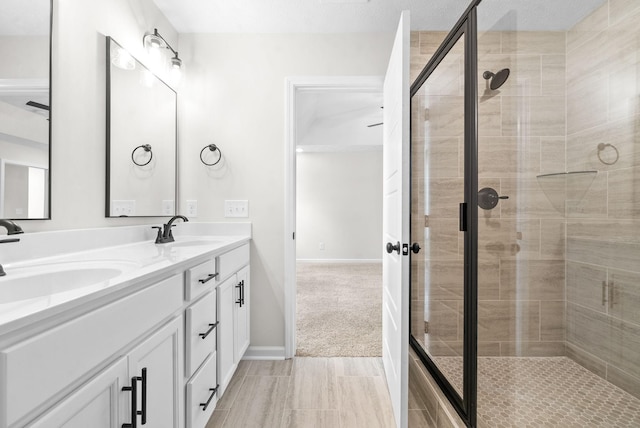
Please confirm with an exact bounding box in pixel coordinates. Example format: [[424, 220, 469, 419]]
[[402, 243, 409, 256], [293, 232, 295, 240]]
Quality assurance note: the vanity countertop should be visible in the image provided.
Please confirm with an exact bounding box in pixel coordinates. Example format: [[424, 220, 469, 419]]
[[0, 223, 251, 337]]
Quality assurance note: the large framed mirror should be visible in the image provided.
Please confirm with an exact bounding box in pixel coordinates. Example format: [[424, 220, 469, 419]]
[[0, 0, 51, 219], [106, 37, 177, 217]]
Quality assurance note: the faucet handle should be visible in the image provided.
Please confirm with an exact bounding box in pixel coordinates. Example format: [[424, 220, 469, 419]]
[[151, 226, 163, 244]]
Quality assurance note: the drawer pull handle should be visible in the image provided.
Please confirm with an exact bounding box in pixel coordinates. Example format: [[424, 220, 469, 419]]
[[200, 385, 220, 411], [199, 322, 218, 339], [198, 273, 219, 284]]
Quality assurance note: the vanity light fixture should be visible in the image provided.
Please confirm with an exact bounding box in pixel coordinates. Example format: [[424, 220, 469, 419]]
[[143, 28, 182, 77]]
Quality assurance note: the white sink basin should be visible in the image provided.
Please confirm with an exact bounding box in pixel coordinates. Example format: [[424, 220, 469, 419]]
[[0, 260, 138, 304]]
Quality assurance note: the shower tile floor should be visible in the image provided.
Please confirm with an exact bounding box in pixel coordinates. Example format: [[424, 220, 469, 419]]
[[434, 356, 640, 427]]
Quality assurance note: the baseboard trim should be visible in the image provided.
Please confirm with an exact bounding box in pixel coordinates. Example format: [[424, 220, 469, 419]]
[[296, 259, 382, 264], [242, 346, 286, 360]]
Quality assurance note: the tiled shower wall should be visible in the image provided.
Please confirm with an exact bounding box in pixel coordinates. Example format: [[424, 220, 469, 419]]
[[409, 0, 640, 406], [410, 29, 567, 358], [564, 0, 640, 399]]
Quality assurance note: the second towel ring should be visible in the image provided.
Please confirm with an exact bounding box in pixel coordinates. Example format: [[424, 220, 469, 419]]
[[132, 144, 153, 166], [597, 143, 619, 165], [200, 144, 222, 166]]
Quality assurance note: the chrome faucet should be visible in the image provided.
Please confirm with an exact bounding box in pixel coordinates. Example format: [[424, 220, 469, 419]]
[[152, 215, 189, 244], [0, 220, 22, 276]]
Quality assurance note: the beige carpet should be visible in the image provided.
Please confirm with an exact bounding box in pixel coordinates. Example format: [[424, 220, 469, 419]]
[[295, 262, 382, 357]]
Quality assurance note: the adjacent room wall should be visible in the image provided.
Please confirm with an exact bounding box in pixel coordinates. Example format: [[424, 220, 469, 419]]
[[296, 150, 383, 261], [178, 32, 393, 348]]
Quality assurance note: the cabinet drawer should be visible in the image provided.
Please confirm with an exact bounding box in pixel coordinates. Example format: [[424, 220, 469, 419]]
[[217, 244, 249, 282], [186, 352, 217, 428], [185, 259, 217, 301], [0, 275, 183, 428], [186, 291, 217, 377]]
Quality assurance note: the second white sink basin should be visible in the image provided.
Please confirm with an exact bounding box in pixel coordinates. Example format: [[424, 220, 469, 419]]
[[0, 260, 138, 304]]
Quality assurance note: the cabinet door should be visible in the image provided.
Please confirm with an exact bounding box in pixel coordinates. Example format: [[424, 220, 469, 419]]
[[217, 275, 236, 397], [234, 265, 250, 362], [28, 358, 128, 428], [127, 317, 183, 428]]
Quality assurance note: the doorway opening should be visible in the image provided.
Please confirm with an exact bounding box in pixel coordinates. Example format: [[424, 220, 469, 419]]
[[284, 76, 384, 359]]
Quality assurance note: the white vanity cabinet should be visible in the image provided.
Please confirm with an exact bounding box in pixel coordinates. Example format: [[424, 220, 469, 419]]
[[216, 244, 251, 397], [29, 317, 183, 428]]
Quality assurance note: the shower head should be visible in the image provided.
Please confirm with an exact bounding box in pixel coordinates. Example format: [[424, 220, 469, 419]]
[[483, 68, 510, 90]]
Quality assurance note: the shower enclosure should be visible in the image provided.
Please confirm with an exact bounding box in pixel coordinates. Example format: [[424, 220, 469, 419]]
[[409, 0, 640, 426]]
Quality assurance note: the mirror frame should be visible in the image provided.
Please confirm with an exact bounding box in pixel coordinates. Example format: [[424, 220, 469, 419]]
[[0, 0, 53, 220], [105, 36, 178, 218]]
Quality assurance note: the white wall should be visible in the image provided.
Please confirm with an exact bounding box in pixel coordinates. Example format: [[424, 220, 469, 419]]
[[178, 33, 393, 348], [296, 150, 382, 261]]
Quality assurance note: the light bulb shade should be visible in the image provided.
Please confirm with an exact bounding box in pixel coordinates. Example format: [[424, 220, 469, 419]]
[[170, 56, 182, 69], [143, 32, 165, 51]]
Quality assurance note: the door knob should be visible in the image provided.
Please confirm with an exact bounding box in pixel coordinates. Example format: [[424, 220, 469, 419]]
[[386, 241, 400, 254], [478, 187, 509, 210], [411, 243, 421, 254]]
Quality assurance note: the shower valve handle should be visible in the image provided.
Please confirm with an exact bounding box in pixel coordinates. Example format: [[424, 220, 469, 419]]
[[478, 187, 508, 210]]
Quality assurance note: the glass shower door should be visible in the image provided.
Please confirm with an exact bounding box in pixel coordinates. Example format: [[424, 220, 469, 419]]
[[410, 31, 468, 407]]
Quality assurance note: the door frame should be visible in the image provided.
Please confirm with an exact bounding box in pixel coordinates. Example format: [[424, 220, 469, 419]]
[[284, 75, 384, 359]]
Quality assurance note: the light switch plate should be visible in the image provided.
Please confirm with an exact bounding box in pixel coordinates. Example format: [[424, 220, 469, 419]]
[[224, 200, 249, 218]]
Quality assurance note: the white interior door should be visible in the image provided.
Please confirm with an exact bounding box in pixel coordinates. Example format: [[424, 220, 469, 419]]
[[382, 10, 410, 428]]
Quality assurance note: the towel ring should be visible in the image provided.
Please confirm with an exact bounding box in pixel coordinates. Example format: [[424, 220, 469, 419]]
[[200, 144, 222, 166], [131, 144, 153, 166], [597, 143, 619, 165]]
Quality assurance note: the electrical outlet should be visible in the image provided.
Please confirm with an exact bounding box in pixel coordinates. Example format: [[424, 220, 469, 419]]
[[224, 200, 249, 218], [161, 200, 174, 215], [319, 242, 325, 250], [186, 200, 198, 217], [111, 200, 136, 217]]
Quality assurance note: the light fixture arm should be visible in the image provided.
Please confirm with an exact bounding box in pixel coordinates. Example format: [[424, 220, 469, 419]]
[[144, 28, 181, 64]]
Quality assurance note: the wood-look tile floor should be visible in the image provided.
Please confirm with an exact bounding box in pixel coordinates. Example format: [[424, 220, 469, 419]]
[[206, 357, 396, 428]]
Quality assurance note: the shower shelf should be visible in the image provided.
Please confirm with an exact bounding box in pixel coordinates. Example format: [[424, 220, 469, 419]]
[[536, 170, 598, 179], [536, 170, 598, 212]]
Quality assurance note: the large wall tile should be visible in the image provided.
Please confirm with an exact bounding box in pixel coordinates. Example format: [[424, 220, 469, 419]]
[[566, 116, 640, 172], [478, 218, 541, 260], [608, 167, 640, 218], [500, 177, 561, 218], [540, 219, 565, 259], [478, 301, 540, 342], [565, 171, 608, 219], [427, 96, 464, 138], [566, 69, 608, 135], [609, 0, 640, 30], [419, 31, 451, 56], [478, 136, 540, 177], [541, 55, 566, 97], [567, 236, 640, 272], [478, 95, 502, 136], [478, 54, 541, 96], [540, 137, 566, 175], [606, 365, 640, 400], [502, 96, 565, 137], [428, 300, 460, 342], [499, 260, 564, 300], [565, 342, 607, 378], [426, 219, 461, 260], [608, 317, 640, 379], [540, 301, 565, 341], [566, 303, 613, 364], [609, 269, 640, 326], [425, 137, 460, 178], [566, 261, 608, 313], [501, 32, 565, 55], [566, 2, 609, 53]]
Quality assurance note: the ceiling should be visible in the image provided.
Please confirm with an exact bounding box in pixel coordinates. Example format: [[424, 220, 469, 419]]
[[296, 90, 383, 152], [152, 0, 607, 33]]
